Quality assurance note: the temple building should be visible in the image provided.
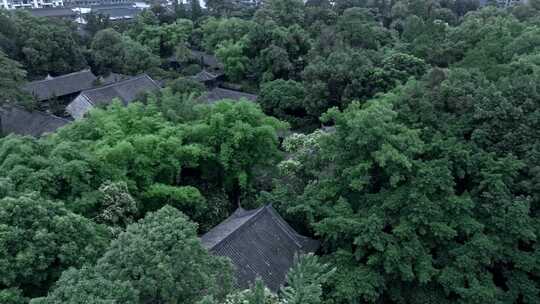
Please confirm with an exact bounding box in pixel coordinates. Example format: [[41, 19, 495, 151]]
[[201, 205, 319, 292], [23, 69, 97, 104], [0, 106, 70, 137], [66, 74, 160, 120]]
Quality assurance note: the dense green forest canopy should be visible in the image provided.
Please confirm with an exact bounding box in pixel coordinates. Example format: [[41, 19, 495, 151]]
[[1, 0, 540, 303]]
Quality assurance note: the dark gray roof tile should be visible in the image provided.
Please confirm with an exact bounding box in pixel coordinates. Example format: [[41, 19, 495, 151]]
[[29, 7, 78, 18], [201, 87, 257, 104], [93, 6, 141, 20], [81, 74, 160, 106], [23, 69, 97, 102], [192, 70, 221, 83], [201, 205, 319, 292], [0, 106, 70, 137], [190, 50, 223, 69], [201, 207, 265, 250], [101, 73, 132, 85]]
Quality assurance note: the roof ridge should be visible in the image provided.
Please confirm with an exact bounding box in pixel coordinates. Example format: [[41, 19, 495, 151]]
[[28, 69, 93, 84], [81, 74, 152, 94], [212, 87, 258, 96], [264, 205, 304, 248], [205, 206, 266, 250], [201, 69, 217, 76], [2, 105, 72, 123]]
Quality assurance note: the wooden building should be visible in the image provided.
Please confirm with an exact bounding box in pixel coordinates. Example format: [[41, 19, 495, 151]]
[[201, 205, 319, 292], [66, 74, 160, 119]]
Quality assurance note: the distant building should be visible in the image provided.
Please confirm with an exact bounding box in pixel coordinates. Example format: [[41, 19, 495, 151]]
[[0, 106, 70, 137], [89, 3, 141, 20], [191, 69, 257, 104], [2, 1, 144, 22], [201, 205, 319, 292], [23, 69, 98, 103], [499, 0, 528, 6], [66, 74, 160, 120], [0, 0, 63, 10], [63, 0, 132, 6], [28, 7, 78, 18], [191, 70, 223, 88], [479, 0, 528, 6], [231, 0, 261, 8], [99, 72, 132, 85], [70, 3, 144, 22]]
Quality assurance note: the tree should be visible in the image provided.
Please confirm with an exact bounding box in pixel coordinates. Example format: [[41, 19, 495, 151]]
[[200, 17, 254, 52], [367, 52, 428, 93], [191, 0, 203, 21], [402, 16, 458, 67], [258, 79, 309, 129], [90, 28, 124, 74], [337, 8, 393, 50], [167, 77, 206, 96], [51, 102, 206, 215], [120, 36, 161, 75], [453, 0, 479, 17], [302, 49, 376, 117], [0, 193, 110, 298], [202, 255, 334, 304], [205, 0, 236, 16], [131, 19, 193, 57], [255, 0, 305, 27], [95, 181, 138, 229], [29, 267, 139, 304], [84, 12, 111, 37], [107, 206, 233, 303], [0, 51, 30, 106], [151, 4, 176, 24], [184, 101, 287, 195], [0, 11, 19, 58], [260, 45, 293, 82], [11, 11, 87, 77], [34, 207, 233, 303], [33, 207, 233, 304], [143, 183, 206, 216], [174, 2, 189, 19], [381, 52, 428, 82], [270, 57, 540, 302], [216, 279, 278, 304], [0, 95, 287, 221], [270, 99, 479, 302], [216, 39, 250, 82], [0, 288, 28, 304], [91, 28, 160, 75], [280, 254, 335, 304]]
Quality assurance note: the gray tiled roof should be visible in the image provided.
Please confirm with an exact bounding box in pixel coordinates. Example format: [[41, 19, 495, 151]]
[[28, 8, 77, 18], [201, 87, 257, 104], [192, 70, 221, 82], [80, 74, 160, 106], [201, 205, 319, 292], [0, 106, 70, 137], [92, 5, 141, 20], [23, 69, 97, 102], [190, 50, 223, 69], [101, 73, 132, 85]]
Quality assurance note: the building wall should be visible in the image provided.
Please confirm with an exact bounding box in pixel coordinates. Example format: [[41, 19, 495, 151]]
[[480, 0, 528, 6], [66, 94, 93, 120], [63, 0, 133, 6], [0, 0, 63, 9]]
